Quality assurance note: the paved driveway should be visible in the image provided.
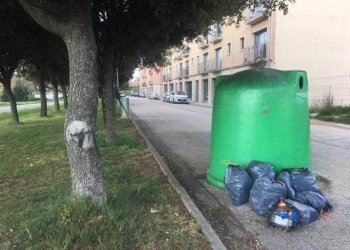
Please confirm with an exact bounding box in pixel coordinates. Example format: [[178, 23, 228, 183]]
[[130, 97, 350, 250]]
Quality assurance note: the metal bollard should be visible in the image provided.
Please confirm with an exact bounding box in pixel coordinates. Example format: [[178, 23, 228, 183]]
[[120, 97, 129, 119]]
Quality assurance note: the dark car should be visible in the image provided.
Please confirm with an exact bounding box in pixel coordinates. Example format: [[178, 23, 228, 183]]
[[131, 90, 146, 98]]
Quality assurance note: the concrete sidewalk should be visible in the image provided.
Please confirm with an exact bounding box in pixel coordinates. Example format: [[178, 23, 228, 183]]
[[130, 97, 350, 250]]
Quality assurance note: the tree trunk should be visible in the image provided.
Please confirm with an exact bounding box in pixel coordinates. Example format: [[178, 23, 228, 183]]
[[63, 1, 106, 205], [101, 90, 106, 125], [38, 67, 47, 117], [60, 82, 68, 110], [52, 80, 60, 112], [20, 0, 106, 205], [2, 81, 19, 123], [103, 45, 116, 142]]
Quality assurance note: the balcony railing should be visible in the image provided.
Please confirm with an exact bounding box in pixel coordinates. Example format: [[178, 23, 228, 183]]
[[174, 69, 182, 79], [197, 61, 209, 74], [164, 73, 172, 81], [196, 36, 209, 49], [209, 59, 222, 72], [243, 44, 267, 64], [209, 26, 223, 43], [182, 68, 189, 77], [245, 6, 266, 25]]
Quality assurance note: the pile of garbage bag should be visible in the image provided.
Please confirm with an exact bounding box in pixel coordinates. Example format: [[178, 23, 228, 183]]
[[224, 161, 332, 230]]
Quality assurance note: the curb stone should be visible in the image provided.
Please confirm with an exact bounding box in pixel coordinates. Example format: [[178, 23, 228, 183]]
[[310, 118, 350, 129], [129, 110, 227, 250]]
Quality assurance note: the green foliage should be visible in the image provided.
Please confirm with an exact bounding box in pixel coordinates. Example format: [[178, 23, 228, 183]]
[[0, 83, 31, 102], [27, 94, 38, 101], [317, 106, 350, 116], [13, 85, 29, 101], [312, 106, 350, 125], [0, 108, 209, 249], [0, 84, 30, 102], [0, 1, 40, 84], [0, 0, 69, 95], [0, 91, 9, 101]]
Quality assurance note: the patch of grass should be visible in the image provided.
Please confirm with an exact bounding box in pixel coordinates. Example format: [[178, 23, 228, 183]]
[[0, 107, 210, 249], [317, 106, 350, 116], [0, 106, 64, 125], [311, 106, 350, 124]]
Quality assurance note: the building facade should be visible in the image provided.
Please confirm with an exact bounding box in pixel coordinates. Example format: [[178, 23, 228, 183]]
[[160, 0, 350, 106], [132, 66, 163, 96]]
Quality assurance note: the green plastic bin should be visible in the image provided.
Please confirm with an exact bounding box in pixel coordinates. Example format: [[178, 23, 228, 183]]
[[207, 68, 311, 188]]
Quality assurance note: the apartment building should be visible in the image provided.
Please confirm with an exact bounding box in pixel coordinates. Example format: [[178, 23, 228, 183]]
[[133, 66, 163, 96], [161, 0, 350, 106]]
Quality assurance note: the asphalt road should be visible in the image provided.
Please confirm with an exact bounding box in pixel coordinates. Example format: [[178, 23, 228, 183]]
[[0, 102, 54, 113], [130, 97, 350, 250]]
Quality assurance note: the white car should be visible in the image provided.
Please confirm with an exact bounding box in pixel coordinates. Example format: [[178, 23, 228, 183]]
[[169, 91, 189, 104]]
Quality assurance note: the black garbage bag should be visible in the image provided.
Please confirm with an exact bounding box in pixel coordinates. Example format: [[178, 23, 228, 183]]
[[225, 164, 253, 206], [285, 199, 320, 225], [249, 177, 287, 216], [277, 172, 296, 199], [289, 169, 321, 193], [267, 199, 320, 229], [246, 160, 275, 182], [295, 191, 332, 212]]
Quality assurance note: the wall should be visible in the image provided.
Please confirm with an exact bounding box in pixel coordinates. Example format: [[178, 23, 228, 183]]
[[161, 1, 350, 105], [274, 0, 350, 105], [138, 67, 164, 96]]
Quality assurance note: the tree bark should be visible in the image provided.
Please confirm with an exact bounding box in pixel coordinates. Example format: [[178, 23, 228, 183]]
[[52, 80, 60, 112], [101, 89, 106, 125], [2, 81, 19, 123], [64, 1, 106, 205], [38, 67, 47, 117], [60, 82, 68, 110], [102, 45, 116, 142], [20, 0, 106, 205]]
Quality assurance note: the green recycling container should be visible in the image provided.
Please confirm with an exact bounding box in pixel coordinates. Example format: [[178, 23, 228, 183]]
[[207, 68, 311, 189]]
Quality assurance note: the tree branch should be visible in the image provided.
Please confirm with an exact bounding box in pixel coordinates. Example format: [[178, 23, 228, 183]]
[[19, 0, 68, 37]]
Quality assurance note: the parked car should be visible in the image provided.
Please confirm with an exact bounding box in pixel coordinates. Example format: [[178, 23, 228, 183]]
[[131, 90, 146, 98], [138, 92, 146, 98], [131, 91, 139, 96], [148, 92, 160, 100], [163, 92, 171, 102], [169, 91, 189, 104]]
